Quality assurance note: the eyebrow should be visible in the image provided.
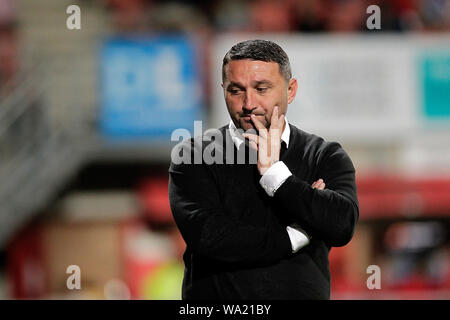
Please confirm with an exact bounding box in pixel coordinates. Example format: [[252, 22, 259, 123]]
[[226, 80, 273, 90], [253, 80, 273, 86], [226, 82, 245, 90]]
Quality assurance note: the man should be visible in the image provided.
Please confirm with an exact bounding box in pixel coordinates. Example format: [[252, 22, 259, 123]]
[[169, 40, 359, 299]]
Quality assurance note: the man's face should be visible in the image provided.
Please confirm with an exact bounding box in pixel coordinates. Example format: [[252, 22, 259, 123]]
[[222, 59, 298, 131]]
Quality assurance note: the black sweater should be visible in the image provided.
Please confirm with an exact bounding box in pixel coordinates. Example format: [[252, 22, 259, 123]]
[[168, 123, 359, 299]]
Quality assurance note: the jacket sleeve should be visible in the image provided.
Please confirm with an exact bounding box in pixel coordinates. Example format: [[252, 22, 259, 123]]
[[168, 143, 292, 266], [274, 142, 359, 247]]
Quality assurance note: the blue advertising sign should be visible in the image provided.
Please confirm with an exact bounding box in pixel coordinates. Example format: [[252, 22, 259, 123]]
[[100, 36, 205, 140]]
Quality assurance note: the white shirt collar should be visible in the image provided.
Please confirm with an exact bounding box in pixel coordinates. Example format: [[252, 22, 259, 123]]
[[228, 117, 290, 150]]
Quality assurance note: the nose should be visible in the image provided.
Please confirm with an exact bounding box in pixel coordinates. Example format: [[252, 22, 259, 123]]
[[242, 91, 257, 114]]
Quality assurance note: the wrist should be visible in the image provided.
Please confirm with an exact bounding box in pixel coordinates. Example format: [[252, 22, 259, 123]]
[[259, 160, 279, 176]]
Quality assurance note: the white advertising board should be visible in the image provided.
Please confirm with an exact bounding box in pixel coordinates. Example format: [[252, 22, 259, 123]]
[[210, 34, 450, 144]]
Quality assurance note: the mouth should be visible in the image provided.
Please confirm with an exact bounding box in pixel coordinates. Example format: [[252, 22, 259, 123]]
[[240, 114, 264, 121]]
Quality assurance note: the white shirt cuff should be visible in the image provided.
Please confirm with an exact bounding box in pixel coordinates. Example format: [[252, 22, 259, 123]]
[[286, 226, 310, 253], [259, 161, 292, 197]]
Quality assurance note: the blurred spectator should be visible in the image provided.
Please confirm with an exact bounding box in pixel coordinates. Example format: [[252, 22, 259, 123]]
[[0, 26, 17, 92], [326, 0, 366, 32], [391, 0, 423, 31], [149, 1, 210, 33], [0, 0, 15, 27], [292, 0, 328, 32], [383, 222, 449, 292], [212, 0, 252, 32], [418, 0, 450, 31], [249, 0, 294, 32], [104, 0, 151, 32], [427, 246, 450, 288], [0, 0, 17, 94], [101, 0, 450, 33]]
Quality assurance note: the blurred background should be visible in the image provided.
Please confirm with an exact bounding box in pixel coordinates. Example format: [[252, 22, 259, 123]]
[[0, 0, 449, 300]]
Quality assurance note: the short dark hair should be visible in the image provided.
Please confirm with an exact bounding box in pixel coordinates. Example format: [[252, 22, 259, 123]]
[[222, 39, 292, 83]]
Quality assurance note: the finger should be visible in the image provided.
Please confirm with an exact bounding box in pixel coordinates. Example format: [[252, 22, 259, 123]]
[[279, 113, 286, 131], [270, 134, 280, 160], [317, 179, 325, 188], [250, 114, 267, 134], [271, 119, 284, 156], [242, 133, 259, 145], [311, 179, 324, 188], [271, 106, 279, 129], [243, 132, 268, 156], [257, 132, 270, 166]]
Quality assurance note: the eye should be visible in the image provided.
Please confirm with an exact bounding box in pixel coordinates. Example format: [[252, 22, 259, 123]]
[[256, 87, 268, 93], [229, 88, 241, 95]]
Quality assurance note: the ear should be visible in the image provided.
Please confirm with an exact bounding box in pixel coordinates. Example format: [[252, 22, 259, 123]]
[[287, 78, 298, 104]]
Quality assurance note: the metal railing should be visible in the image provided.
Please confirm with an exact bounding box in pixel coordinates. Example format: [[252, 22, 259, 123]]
[[0, 60, 91, 248]]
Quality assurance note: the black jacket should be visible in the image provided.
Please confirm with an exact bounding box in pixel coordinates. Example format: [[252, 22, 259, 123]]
[[168, 123, 359, 299]]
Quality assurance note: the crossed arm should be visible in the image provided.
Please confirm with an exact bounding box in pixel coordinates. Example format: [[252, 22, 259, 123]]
[[243, 107, 358, 247], [273, 143, 359, 247], [168, 144, 346, 268]]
